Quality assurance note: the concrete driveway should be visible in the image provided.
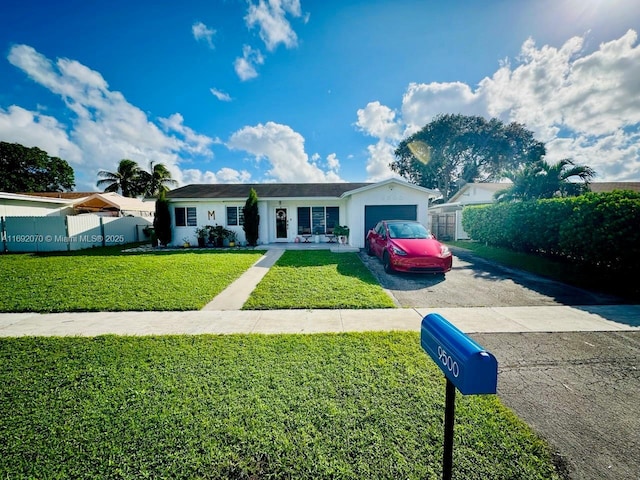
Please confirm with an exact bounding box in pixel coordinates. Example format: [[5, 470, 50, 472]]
[[359, 246, 626, 308], [360, 246, 639, 479]]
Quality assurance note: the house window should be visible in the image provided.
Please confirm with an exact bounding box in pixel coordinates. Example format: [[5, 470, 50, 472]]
[[325, 206, 339, 234], [298, 206, 339, 234], [175, 207, 197, 227], [226, 206, 244, 226], [297, 207, 311, 234]]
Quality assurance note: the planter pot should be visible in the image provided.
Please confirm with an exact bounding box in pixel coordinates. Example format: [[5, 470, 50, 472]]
[[197, 237, 206, 248], [229, 241, 235, 247]]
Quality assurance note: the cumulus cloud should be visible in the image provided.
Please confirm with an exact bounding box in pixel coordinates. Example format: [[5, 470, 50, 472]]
[[0, 105, 83, 164], [5, 44, 217, 190], [355, 101, 402, 140], [364, 140, 400, 182], [234, 45, 265, 81], [192, 21, 216, 49], [227, 121, 342, 182], [358, 29, 640, 182], [182, 167, 252, 184], [245, 0, 302, 51]]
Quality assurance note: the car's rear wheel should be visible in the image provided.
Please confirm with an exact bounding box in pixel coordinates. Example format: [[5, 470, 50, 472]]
[[365, 240, 374, 256], [383, 252, 394, 274]]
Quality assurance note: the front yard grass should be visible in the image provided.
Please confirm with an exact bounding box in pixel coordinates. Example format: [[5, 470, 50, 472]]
[[243, 250, 396, 309], [0, 249, 265, 312], [0, 332, 561, 479]]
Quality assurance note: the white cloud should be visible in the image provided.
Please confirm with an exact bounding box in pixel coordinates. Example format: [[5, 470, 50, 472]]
[[192, 21, 216, 49], [182, 167, 252, 184], [227, 121, 342, 182], [5, 44, 217, 190], [365, 140, 399, 182], [355, 101, 402, 140], [245, 0, 302, 52], [234, 45, 265, 81], [0, 105, 83, 164], [210, 88, 232, 102], [326, 153, 340, 171], [358, 29, 640, 182]]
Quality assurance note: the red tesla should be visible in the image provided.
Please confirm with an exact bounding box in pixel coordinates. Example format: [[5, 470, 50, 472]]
[[365, 220, 453, 274]]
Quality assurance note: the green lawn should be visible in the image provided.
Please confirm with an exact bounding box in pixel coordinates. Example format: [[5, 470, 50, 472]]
[[0, 249, 265, 312], [243, 250, 396, 309], [0, 333, 561, 480]]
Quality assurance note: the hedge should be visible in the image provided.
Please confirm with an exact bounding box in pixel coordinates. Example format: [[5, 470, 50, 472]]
[[461, 190, 640, 273]]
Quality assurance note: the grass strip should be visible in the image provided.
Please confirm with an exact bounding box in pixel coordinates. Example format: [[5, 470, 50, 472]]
[[0, 333, 561, 479], [0, 249, 265, 312], [243, 250, 396, 309]]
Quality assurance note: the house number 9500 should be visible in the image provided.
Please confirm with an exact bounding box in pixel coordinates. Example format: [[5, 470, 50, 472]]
[[437, 345, 460, 377]]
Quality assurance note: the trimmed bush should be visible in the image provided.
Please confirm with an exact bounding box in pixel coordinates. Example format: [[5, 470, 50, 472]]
[[461, 190, 640, 274]]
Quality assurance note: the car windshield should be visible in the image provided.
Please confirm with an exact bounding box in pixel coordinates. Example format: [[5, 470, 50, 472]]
[[387, 222, 432, 239]]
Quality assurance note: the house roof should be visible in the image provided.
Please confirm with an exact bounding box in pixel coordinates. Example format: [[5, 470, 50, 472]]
[[20, 191, 94, 199], [589, 182, 640, 193], [73, 192, 155, 214], [166, 183, 374, 199], [0, 192, 76, 205], [166, 179, 440, 200]]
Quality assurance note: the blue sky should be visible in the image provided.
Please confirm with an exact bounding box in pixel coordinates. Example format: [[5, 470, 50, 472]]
[[1, 0, 639, 191]]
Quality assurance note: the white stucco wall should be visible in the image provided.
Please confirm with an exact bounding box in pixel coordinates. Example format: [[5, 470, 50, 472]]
[[346, 182, 430, 248]]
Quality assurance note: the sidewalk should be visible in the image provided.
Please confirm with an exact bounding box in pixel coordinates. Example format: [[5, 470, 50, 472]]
[[1, 304, 638, 337]]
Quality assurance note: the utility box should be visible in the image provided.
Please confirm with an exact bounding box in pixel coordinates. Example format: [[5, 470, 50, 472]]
[[420, 313, 498, 395]]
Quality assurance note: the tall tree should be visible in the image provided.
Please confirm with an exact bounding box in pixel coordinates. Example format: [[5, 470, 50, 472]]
[[153, 190, 172, 246], [392, 114, 546, 201], [242, 188, 260, 247], [96, 159, 144, 197], [495, 158, 596, 202], [138, 162, 178, 197], [0, 141, 75, 192]]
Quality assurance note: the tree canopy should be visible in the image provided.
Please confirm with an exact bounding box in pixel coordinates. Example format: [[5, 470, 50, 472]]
[[0, 141, 75, 192], [392, 114, 546, 201], [97, 159, 177, 197], [495, 158, 596, 202]]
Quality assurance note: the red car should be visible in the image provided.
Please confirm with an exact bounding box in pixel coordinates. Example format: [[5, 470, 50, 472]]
[[366, 220, 453, 274]]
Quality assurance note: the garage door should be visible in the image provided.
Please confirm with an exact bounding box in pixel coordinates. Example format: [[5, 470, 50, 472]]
[[364, 205, 417, 241]]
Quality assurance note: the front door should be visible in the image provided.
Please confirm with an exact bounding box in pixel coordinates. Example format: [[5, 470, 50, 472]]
[[275, 208, 288, 241]]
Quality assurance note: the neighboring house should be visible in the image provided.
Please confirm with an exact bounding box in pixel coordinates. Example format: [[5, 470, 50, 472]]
[[0, 192, 78, 217], [428, 181, 640, 241], [428, 183, 509, 241], [1, 191, 154, 252], [165, 178, 439, 248], [72, 192, 155, 217], [7, 192, 155, 217]]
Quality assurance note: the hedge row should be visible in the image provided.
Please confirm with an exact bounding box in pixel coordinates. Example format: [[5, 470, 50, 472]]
[[461, 190, 640, 273]]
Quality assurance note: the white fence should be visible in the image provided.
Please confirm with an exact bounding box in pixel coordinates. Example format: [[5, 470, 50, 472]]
[[1, 215, 153, 252]]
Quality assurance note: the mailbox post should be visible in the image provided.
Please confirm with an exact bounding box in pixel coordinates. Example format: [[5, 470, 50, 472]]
[[420, 313, 498, 480]]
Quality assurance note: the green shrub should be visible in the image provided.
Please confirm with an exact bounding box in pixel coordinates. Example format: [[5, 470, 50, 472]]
[[462, 190, 640, 273]]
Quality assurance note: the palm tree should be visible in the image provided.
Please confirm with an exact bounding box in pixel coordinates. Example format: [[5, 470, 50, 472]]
[[139, 162, 178, 197], [96, 159, 144, 197], [495, 158, 595, 202]]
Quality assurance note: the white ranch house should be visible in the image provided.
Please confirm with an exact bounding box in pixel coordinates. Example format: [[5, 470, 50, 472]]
[[166, 178, 439, 248]]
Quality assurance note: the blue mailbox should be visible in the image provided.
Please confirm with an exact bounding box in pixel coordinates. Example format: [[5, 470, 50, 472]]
[[420, 313, 497, 395]]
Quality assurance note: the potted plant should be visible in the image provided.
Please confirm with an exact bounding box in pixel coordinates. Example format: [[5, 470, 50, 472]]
[[182, 237, 191, 248], [334, 225, 350, 245], [313, 225, 323, 243], [195, 226, 208, 248], [227, 230, 237, 247]]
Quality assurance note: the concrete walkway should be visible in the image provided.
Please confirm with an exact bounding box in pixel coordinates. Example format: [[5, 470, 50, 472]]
[[1, 304, 638, 338]]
